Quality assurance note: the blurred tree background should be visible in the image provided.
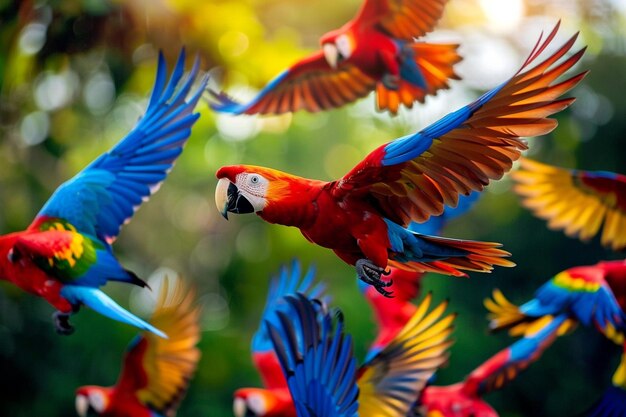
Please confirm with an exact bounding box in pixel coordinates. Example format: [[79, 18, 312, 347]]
[[0, 0, 625, 416]]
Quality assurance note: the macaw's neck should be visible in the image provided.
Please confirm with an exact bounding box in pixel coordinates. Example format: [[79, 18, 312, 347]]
[[257, 180, 326, 229]]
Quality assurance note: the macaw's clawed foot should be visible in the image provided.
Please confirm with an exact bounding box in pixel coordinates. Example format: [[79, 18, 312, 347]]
[[356, 259, 393, 297], [53, 311, 74, 335], [382, 74, 400, 90]]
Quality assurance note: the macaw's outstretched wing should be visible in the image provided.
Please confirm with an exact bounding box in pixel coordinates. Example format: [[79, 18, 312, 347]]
[[252, 261, 326, 390], [210, 51, 376, 115], [512, 157, 626, 251], [354, 0, 448, 40], [332, 22, 587, 226], [358, 293, 454, 417], [32, 49, 207, 245], [267, 294, 359, 417], [485, 268, 624, 343], [465, 314, 567, 397], [116, 278, 201, 415]]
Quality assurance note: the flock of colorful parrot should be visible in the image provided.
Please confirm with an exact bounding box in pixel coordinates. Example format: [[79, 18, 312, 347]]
[[1, 0, 625, 416]]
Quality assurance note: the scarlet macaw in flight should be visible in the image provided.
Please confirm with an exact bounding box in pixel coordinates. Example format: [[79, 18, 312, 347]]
[[215, 23, 587, 297], [210, 0, 461, 115], [0, 49, 206, 335]]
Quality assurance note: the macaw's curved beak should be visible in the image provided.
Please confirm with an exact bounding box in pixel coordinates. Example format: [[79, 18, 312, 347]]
[[75, 395, 88, 417], [215, 178, 255, 220], [323, 43, 339, 69]]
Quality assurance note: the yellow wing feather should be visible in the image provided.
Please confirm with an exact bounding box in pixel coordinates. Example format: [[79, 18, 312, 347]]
[[137, 278, 202, 416], [357, 294, 455, 417]]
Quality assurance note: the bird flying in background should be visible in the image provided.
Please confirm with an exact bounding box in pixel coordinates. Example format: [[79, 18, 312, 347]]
[[0, 49, 207, 336], [75, 277, 202, 417], [215, 23, 586, 297], [512, 157, 626, 250], [210, 0, 461, 115]]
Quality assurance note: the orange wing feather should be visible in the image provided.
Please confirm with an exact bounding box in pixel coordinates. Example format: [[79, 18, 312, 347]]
[[354, 0, 449, 40]]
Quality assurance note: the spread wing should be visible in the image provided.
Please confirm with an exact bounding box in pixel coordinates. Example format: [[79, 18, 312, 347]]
[[267, 294, 359, 417], [486, 270, 624, 344], [332, 22, 587, 226], [358, 293, 454, 417], [252, 261, 326, 390], [116, 278, 202, 416], [512, 157, 626, 251], [354, 0, 448, 40], [32, 49, 207, 245], [210, 51, 376, 115]]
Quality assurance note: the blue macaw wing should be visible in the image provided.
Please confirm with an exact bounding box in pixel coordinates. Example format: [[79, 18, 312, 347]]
[[408, 191, 480, 236], [584, 385, 626, 417], [529, 271, 625, 338], [267, 294, 359, 417], [32, 49, 208, 244], [252, 260, 327, 354]]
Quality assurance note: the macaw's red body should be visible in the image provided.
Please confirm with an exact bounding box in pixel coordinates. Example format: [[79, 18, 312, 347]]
[[210, 0, 460, 114], [0, 50, 206, 336], [75, 278, 201, 417], [215, 23, 586, 296]]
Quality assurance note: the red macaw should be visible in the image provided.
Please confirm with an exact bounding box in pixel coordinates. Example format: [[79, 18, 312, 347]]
[[512, 157, 626, 250], [75, 277, 201, 417], [0, 49, 207, 335], [486, 260, 626, 415], [215, 23, 586, 297], [265, 292, 455, 417], [210, 0, 461, 115]]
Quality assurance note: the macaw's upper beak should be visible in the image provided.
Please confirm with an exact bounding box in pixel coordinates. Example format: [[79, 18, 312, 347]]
[[323, 43, 339, 69], [215, 178, 255, 220], [75, 395, 88, 417]]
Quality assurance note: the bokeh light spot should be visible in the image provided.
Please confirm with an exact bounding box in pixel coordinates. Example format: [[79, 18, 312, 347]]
[[20, 111, 50, 146]]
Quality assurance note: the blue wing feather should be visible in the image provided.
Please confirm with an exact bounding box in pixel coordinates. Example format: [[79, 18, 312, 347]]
[[267, 294, 359, 417], [35, 49, 207, 244], [381, 80, 507, 166], [252, 260, 327, 354]]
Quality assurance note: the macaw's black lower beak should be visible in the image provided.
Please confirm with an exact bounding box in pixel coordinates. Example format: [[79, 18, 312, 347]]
[[215, 178, 255, 220]]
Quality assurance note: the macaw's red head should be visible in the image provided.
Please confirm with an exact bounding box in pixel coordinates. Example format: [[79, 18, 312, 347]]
[[233, 387, 295, 417], [215, 165, 303, 220], [75, 386, 112, 416], [320, 30, 355, 69]]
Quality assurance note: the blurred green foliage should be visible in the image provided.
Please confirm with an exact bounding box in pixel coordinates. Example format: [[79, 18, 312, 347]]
[[0, 0, 625, 416]]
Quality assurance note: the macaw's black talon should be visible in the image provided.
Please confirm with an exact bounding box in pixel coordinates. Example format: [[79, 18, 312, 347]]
[[356, 259, 394, 297], [53, 311, 75, 335]]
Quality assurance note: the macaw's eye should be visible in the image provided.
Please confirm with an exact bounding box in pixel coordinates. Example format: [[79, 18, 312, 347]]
[[250, 175, 260, 185], [7, 248, 21, 263]]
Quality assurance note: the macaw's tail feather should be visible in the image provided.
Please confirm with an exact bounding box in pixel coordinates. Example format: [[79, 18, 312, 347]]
[[60, 286, 167, 338], [389, 233, 514, 277], [122, 269, 149, 288], [583, 386, 626, 417], [376, 43, 461, 114], [484, 289, 576, 337]]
